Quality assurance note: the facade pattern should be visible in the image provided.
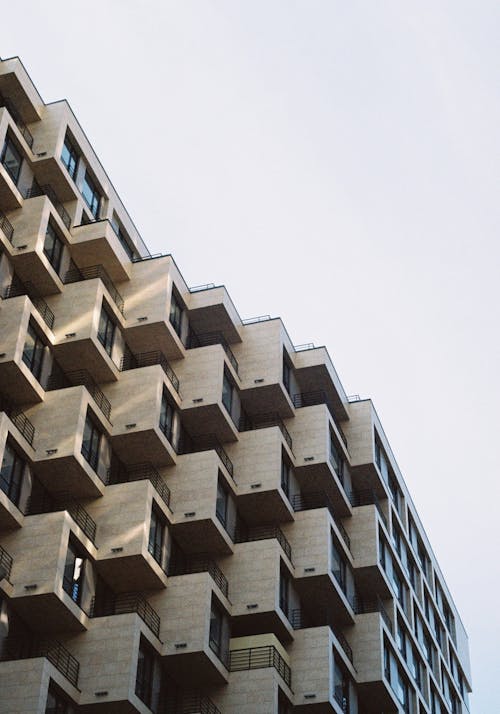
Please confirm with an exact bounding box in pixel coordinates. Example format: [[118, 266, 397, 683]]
[[0, 56, 472, 714]]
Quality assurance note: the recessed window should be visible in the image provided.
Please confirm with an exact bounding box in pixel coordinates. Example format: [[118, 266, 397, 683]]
[[148, 506, 166, 567], [1, 135, 22, 184], [282, 351, 292, 396], [81, 411, 101, 471], [329, 431, 344, 483], [63, 538, 86, 606], [159, 388, 175, 443], [111, 214, 135, 260], [81, 170, 101, 219], [222, 367, 234, 414], [22, 319, 45, 382], [0, 441, 25, 507], [281, 452, 291, 498], [97, 303, 116, 356], [331, 534, 347, 593], [169, 287, 183, 338], [43, 221, 64, 274], [45, 680, 76, 714], [216, 476, 229, 528], [60, 133, 79, 180], [279, 563, 290, 618], [209, 595, 228, 663], [135, 636, 155, 708]]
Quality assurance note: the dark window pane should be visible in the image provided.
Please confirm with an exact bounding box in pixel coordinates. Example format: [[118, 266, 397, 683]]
[[81, 412, 101, 471], [0, 442, 24, 506], [43, 222, 64, 274], [1, 136, 22, 184], [81, 171, 101, 218], [22, 320, 45, 381], [97, 304, 115, 356]]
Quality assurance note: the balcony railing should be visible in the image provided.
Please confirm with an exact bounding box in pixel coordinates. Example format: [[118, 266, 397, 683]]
[[90, 593, 160, 638], [235, 523, 292, 562], [230, 645, 291, 687], [168, 554, 229, 599], [293, 390, 348, 450], [188, 331, 239, 375], [46, 369, 111, 421], [289, 609, 353, 663], [350, 488, 388, 528], [239, 412, 292, 451], [24, 181, 71, 229], [0, 95, 34, 148], [159, 694, 222, 714], [0, 208, 14, 242], [3, 277, 55, 329], [0, 543, 13, 581], [120, 350, 180, 393], [26, 492, 97, 544], [291, 491, 351, 551], [178, 432, 234, 479], [0, 394, 36, 446], [0, 637, 79, 687], [63, 263, 124, 314], [109, 462, 171, 509], [354, 596, 393, 634]]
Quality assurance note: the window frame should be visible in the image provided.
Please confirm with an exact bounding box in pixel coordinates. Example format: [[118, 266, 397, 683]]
[[60, 133, 79, 180], [97, 302, 116, 357], [81, 169, 101, 219], [22, 319, 46, 381], [0, 440, 25, 507], [43, 220, 64, 274], [1, 134, 23, 184], [81, 410, 102, 472]]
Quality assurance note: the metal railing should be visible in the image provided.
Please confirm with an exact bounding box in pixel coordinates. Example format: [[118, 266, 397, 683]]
[[0, 209, 14, 242], [189, 282, 216, 293], [46, 369, 111, 421], [289, 608, 353, 663], [24, 182, 71, 229], [120, 350, 180, 393], [159, 694, 222, 714], [0, 96, 34, 148], [110, 462, 171, 509], [3, 277, 55, 329], [0, 543, 13, 581], [235, 523, 292, 562], [239, 412, 292, 451], [0, 394, 35, 446], [354, 596, 393, 634], [26, 492, 97, 544], [293, 390, 348, 450], [291, 492, 351, 551], [168, 555, 229, 598], [241, 315, 271, 324], [178, 432, 234, 479], [350, 488, 388, 528], [188, 331, 239, 375], [0, 637, 79, 687], [230, 645, 291, 687], [63, 264, 124, 314], [90, 593, 160, 638], [293, 342, 315, 351]]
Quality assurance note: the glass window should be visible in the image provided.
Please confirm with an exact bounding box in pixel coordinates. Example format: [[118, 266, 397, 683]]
[[97, 303, 115, 356], [22, 320, 45, 381], [81, 170, 101, 219], [1, 135, 22, 184], [222, 368, 233, 414], [0, 441, 24, 507], [331, 535, 347, 592], [45, 680, 76, 713], [396, 621, 406, 657], [281, 454, 291, 498], [396, 670, 410, 713], [332, 653, 350, 711], [329, 432, 344, 483], [60, 134, 79, 180], [383, 643, 391, 682], [159, 389, 174, 443], [63, 539, 85, 606], [209, 596, 227, 662], [216, 477, 229, 528], [81, 411, 101, 471], [43, 221, 64, 274], [111, 215, 135, 259], [135, 637, 155, 708], [391, 568, 405, 608], [169, 288, 183, 337], [282, 352, 292, 396], [148, 507, 165, 566], [279, 565, 290, 617]]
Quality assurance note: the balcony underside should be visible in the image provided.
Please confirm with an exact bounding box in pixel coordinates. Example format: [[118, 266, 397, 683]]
[[294, 463, 352, 518], [237, 489, 294, 525], [163, 649, 228, 687], [294, 574, 355, 627], [9, 591, 87, 633], [124, 321, 184, 362], [171, 519, 233, 557], [34, 456, 105, 499], [231, 609, 293, 644], [96, 553, 167, 591], [181, 403, 238, 444], [240, 384, 294, 420]]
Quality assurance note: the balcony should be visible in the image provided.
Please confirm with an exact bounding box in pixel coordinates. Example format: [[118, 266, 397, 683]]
[[235, 523, 292, 563], [291, 491, 351, 552], [0, 394, 35, 447], [3, 276, 55, 329], [293, 390, 348, 450], [230, 644, 291, 688], [109, 461, 171, 510], [0, 207, 14, 242], [47, 368, 112, 422], [26, 493, 97, 545], [121, 349, 180, 394], [168, 554, 229, 599], [0, 94, 34, 149], [188, 330, 239, 374], [290, 609, 353, 664], [0, 637, 79, 688], [0, 543, 13, 594], [90, 592, 160, 639], [24, 181, 71, 229], [63, 263, 124, 315], [188, 283, 242, 344], [178, 432, 234, 479], [292, 345, 349, 423], [69, 219, 133, 282], [239, 412, 293, 451]]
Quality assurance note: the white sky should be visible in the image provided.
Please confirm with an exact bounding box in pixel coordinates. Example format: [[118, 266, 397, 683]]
[[3, 1, 498, 710]]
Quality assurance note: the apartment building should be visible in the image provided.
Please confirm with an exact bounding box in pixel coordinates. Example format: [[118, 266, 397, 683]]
[[0, 55, 472, 714]]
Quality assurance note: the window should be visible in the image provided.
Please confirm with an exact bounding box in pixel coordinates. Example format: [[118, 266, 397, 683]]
[[279, 564, 290, 618], [391, 567, 405, 609], [0, 441, 25, 507], [135, 637, 155, 708], [169, 287, 183, 337], [331, 534, 347, 592], [22, 319, 45, 381], [278, 690, 292, 714], [281, 453, 291, 498], [111, 215, 135, 259], [282, 352, 292, 396], [329, 431, 344, 483], [222, 367, 233, 414], [395, 670, 410, 713], [81, 170, 101, 219], [60, 134, 79, 180], [63, 538, 85, 605], [81, 411, 101, 471], [45, 680, 76, 713], [379, 535, 386, 569], [332, 653, 350, 712], [43, 221, 64, 274], [159, 388, 174, 443], [216, 476, 229, 528], [383, 643, 391, 682], [396, 620, 406, 657], [97, 303, 115, 356], [209, 596, 228, 662], [1, 135, 22, 184], [148, 506, 166, 567]]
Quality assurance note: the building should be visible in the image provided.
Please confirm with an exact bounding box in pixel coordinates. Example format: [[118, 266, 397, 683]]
[[0, 55, 472, 714]]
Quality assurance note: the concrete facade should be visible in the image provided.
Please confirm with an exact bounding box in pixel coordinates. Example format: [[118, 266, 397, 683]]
[[0, 56, 471, 714]]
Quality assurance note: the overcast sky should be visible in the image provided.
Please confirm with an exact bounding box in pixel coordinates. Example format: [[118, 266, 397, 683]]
[[3, 1, 498, 710]]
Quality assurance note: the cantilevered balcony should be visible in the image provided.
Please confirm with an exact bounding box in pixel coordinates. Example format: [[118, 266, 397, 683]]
[[0, 637, 80, 689], [0, 207, 14, 243], [24, 180, 71, 229], [90, 592, 161, 639], [121, 349, 180, 394], [69, 219, 133, 282], [3, 276, 55, 329], [168, 553, 229, 600]]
